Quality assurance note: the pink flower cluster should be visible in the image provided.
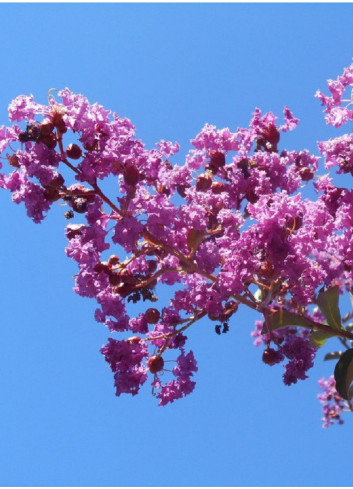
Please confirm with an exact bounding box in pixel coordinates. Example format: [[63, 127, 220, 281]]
[[251, 321, 317, 386], [318, 376, 346, 428], [1, 64, 353, 419]]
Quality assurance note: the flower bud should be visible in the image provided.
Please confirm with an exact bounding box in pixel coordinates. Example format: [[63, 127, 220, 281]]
[[83, 141, 97, 151], [108, 255, 120, 266], [8, 154, 20, 168], [94, 262, 111, 274], [211, 182, 226, 194], [245, 188, 259, 203], [66, 143, 82, 160], [262, 348, 283, 366], [209, 151, 226, 170], [176, 184, 189, 198], [147, 260, 158, 273], [115, 282, 135, 297], [49, 174, 65, 188], [196, 173, 212, 191], [123, 162, 140, 186], [43, 186, 60, 202], [299, 167, 314, 181], [52, 112, 67, 133], [144, 308, 160, 324], [39, 120, 54, 136], [127, 336, 141, 344], [66, 224, 84, 239], [148, 355, 164, 374], [261, 124, 280, 145], [40, 134, 57, 149]]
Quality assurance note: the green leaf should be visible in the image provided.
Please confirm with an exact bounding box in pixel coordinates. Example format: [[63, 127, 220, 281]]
[[324, 351, 343, 361], [264, 308, 342, 349], [350, 292, 353, 311], [310, 330, 336, 348], [317, 286, 342, 331], [264, 310, 314, 333], [254, 287, 274, 306], [334, 348, 353, 400], [254, 288, 263, 303]]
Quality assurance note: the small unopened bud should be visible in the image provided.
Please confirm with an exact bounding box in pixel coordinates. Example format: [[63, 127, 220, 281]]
[[261, 124, 280, 145], [66, 143, 82, 160], [52, 112, 67, 133], [83, 141, 96, 151], [147, 260, 158, 273], [40, 134, 57, 149], [66, 224, 84, 240], [108, 273, 121, 286], [40, 120, 54, 136], [127, 336, 141, 344], [115, 282, 135, 297], [209, 151, 226, 171], [196, 173, 212, 191], [8, 154, 20, 168], [144, 308, 160, 324], [49, 174, 65, 188], [43, 187, 60, 202], [148, 355, 164, 374], [262, 348, 283, 366], [94, 262, 111, 274], [123, 162, 140, 186], [176, 184, 188, 198], [108, 255, 120, 266], [245, 189, 259, 204], [211, 182, 226, 194], [299, 167, 314, 181]]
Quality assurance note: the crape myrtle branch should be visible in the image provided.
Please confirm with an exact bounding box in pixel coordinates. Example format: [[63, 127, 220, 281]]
[[55, 148, 353, 347], [2, 65, 353, 419]]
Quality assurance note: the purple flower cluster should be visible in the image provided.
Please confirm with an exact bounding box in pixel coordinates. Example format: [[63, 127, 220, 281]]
[[1, 64, 353, 417], [315, 64, 353, 127], [153, 349, 198, 406], [101, 337, 148, 396], [252, 321, 317, 385], [318, 376, 346, 428]]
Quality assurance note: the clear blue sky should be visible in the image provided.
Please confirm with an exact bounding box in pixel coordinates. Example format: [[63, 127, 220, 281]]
[[0, 3, 353, 486]]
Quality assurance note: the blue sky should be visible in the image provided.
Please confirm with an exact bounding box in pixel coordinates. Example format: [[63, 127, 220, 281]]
[[1, 3, 353, 486]]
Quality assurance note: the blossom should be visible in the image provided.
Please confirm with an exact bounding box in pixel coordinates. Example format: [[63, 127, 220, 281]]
[[155, 349, 198, 406], [112, 215, 143, 253], [315, 63, 353, 127], [2, 66, 353, 417], [0, 125, 21, 153], [282, 334, 316, 385], [318, 133, 353, 174], [8, 94, 46, 122], [0, 168, 51, 223], [280, 106, 300, 132], [155, 377, 196, 406], [252, 323, 316, 386], [155, 140, 180, 158], [101, 338, 148, 396], [318, 376, 346, 428], [95, 288, 130, 332]]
